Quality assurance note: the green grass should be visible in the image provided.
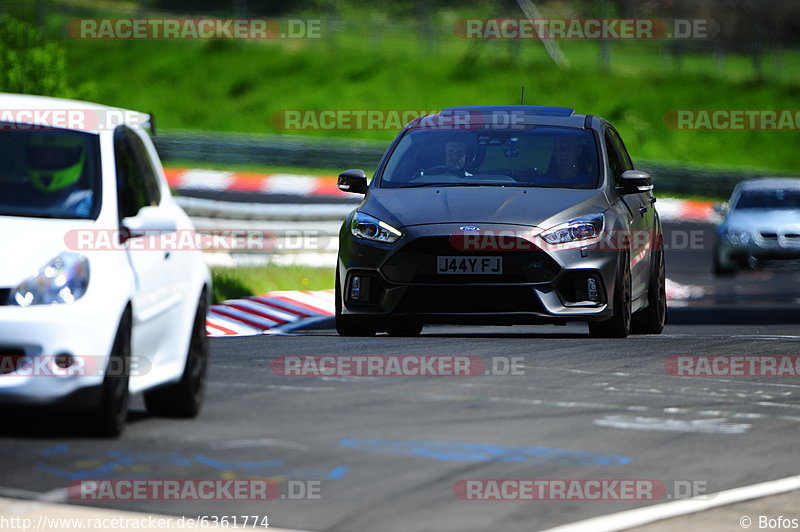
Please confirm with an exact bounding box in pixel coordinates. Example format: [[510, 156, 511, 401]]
[[38, 5, 798, 174], [164, 160, 343, 177], [211, 264, 334, 303]]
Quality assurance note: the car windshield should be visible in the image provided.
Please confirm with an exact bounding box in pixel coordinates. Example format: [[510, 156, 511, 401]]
[[734, 187, 800, 210], [0, 128, 101, 219], [380, 126, 599, 189]]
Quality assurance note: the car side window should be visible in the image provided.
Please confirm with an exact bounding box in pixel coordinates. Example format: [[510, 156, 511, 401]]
[[604, 129, 625, 187], [125, 130, 162, 206], [114, 128, 154, 219], [608, 128, 634, 172]]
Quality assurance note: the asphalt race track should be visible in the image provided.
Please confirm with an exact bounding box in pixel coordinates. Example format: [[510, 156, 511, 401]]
[[3, 222, 800, 531]]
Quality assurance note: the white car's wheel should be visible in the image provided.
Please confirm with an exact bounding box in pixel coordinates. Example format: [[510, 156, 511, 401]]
[[144, 290, 209, 418], [92, 308, 131, 437]]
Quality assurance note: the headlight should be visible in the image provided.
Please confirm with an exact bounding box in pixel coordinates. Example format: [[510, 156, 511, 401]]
[[726, 229, 751, 246], [351, 212, 402, 243], [541, 214, 604, 247], [13, 252, 90, 306]]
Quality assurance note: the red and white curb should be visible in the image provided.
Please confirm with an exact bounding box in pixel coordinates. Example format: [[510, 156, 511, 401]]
[[165, 168, 350, 198], [206, 290, 334, 337], [206, 282, 705, 337], [655, 197, 717, 223]]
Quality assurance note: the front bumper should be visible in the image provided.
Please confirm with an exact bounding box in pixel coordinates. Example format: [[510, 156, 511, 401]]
[[0, 299, 123, 407], [717, 236, 800, 268], [338, 223, 621, 325]]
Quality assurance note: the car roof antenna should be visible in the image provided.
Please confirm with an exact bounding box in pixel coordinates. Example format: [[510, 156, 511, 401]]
[[520, 86, 525, 105]]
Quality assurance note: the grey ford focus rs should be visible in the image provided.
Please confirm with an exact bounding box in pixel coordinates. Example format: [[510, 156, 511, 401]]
[[335, 105, 665, 338]]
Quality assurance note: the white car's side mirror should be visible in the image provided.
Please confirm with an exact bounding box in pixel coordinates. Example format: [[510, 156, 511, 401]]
[[122, 206, 177, 239]]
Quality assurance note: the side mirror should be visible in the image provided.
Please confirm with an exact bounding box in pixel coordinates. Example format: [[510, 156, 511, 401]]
[[338, 169, 369, 194], [619, 170, 653, 195], [121, 206, 177, 242]]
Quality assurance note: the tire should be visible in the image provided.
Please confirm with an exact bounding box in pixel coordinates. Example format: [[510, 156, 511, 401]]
[[385, 320, 423, 337], [712, 246, 736, 277], [92, 308, 132, 437], [588, 254, 631, 339], [144, 289, 209, 418], [335, 265, 376, 337], [631, 243, 666, 335]]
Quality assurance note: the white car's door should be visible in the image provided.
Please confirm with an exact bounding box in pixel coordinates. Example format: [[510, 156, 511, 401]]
[[114, 127, 182, 379]]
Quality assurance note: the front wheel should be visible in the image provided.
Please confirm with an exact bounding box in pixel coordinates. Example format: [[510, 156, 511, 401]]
[[144, 289, 209, 418], [588, 255, 631, 339], [91, 308, 131, 437], [632, 244, 666, 334], [712, 246, 736, 276]]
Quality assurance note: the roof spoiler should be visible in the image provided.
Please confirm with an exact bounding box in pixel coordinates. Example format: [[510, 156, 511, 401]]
[[144, 111, 156, 136]]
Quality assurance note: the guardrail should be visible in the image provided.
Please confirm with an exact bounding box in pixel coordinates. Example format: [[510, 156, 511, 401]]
[[154, 130, 795, 200]]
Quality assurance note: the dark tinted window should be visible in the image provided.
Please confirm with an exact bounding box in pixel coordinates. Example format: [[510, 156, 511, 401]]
[[608, 128, 634, 171], [115, 128, 157, 219], [380, 127, 599, 189], [604, 129, 628, 187], [126, 129, 161, 205], [0, 128, 101, 219], [734, 188, 800, 209]]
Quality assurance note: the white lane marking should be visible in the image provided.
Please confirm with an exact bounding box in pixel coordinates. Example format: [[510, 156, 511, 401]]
[[542, 473, 800, 532], [209, 438, 310, 451], [593, 415, 751, 434], [430, 392, 800, 423], [757, 401, 800, 409]]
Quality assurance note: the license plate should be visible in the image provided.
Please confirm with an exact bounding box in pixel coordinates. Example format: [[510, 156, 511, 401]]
[[437, 256, 502, 274]]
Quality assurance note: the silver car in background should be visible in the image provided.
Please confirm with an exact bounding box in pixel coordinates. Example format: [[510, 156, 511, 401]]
[[714, 178, 800, 275]]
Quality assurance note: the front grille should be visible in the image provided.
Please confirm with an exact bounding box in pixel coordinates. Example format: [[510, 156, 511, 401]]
[[382, 236, 560, 284], [396, 285, 544, 314]]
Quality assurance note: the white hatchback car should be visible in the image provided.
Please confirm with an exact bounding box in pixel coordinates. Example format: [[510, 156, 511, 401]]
[[0, 94, 211, 436]]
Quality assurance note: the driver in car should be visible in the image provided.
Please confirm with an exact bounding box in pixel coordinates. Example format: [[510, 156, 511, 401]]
[[540, 135, 592, 185], [26, 134, 93, 217]]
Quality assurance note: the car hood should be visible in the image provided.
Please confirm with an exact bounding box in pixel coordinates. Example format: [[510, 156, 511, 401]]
[[0, 216, 94, 287], [362, 186, 610, 230], [724, 209, 800, 231]]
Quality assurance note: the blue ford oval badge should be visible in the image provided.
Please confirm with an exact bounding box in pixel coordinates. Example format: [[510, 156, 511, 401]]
[[460, 226, 480, 231]]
